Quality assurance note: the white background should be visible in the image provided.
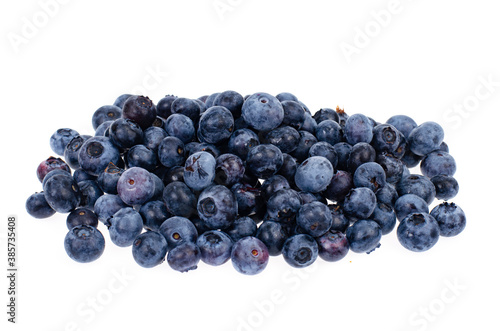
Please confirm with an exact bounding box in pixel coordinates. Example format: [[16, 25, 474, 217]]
[[1, 1, 499, 330]]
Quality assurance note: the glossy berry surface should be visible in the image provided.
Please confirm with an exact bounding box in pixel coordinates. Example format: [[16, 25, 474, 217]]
[[346, 220, 382, 253], [231, 237, 269, 275], [397, 213, 440, 252], [282, 234, 318, 268], [430, 202, 466, 237], [25, 192, 56, 219], [64, 225, 105, 263], [132, 231, 168, 268], [197, 230, 233, 266]]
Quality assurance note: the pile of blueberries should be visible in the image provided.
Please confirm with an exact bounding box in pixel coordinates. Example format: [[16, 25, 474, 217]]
[[26, 91, 466, 275]]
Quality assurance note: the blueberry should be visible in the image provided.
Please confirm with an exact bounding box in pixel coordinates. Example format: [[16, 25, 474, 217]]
[[315, 120, 342, 146], [149, 173, 165, 202], [139, 200, 171, 232], [375, 183, 399, 208], [344, 113, 373, 145], [376, 153, 404, 184], [394, 194, 429, 221], [159, 216, 198, 249], [276, 92, 299, 103], [94, 121, 113, 136], [324, 170, 353, 202], [64, 225, 105, 263], [346, 220, 382, 253], [301, 113, 318, 134], [125, 145, 157, 171], [297, 201, 333, 237], [213, 90, 244, 118], [371, 124, 401, 153], [50, 128, 80, 156], [162, 181, 197, 218], [43, 174, 81, 213], [64, 135, 91, 169], [78, 136, 121, 176], [25, 192, 56, 219], [204, 92, 220, 109], [113, 94, 133, 109], [37, 156, 71, 183], [215, 153, 245, 187], [132, 231, 168, 268], [397, 213, 440, 252], [282, 234, 318, 268], [164, 114, 195, 144], [197, 185, 238, 230], [336, 106, 349, 129], [167, 242, 201, 272], [261, 175, 291, 200], [242, 92, 284, 131], [401, 148, 423, 168], [225, 216, 257, 242], [281, 100, 306, 130], [108, 207, 143, 247], [353, 162, 387, 192], [77, 179, 103, 210], [108, 118, 143, 150], [298, 191, 327, 205], [431, 175, 459, 200], [430, 202, 466, 237], [291, 131, 317, 162], [231, 237, 269, 275], [92, 105, 122, 130], [396, 174, 436, 205], [163, 166, 185, 185], [294, 156, 333, 193], [184, 151, 216, 191], [228, 129, 260, 161], [328, 204, 350, 232], [342, 187, 377, 219], [266, 188, 302, 224], [246, 144, 284, 179], [313, 108, 340, 124], [347, 142, 376, 173], [386, 115, 417, 139], [93, 194, 128, 226], [197, 106, 234, 144], [143, 126, 168, 153], [439, 141, 449, 153], [264, 126, 300, 154], [369, 203, 396, 235], [308, 141, 338, 169], [277, 153, 297, 182], [420, 151, 456, 178], [171, 97, 202, 125], [158, 136, 185, 168], [408, 121, 444, 156], [156, 95, 177, 119], [117, 167, 155, 206], [122, 95, 157, 130], [197, 230, 233, 266], [73, 168, 96, 183], [97, 162, 124, 194], [66, 207, 99, 230], [255, 221, 289, 256], [333, 142, 352, 171], [231, 182, 263, 217], [316, 230, 349, 262]]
